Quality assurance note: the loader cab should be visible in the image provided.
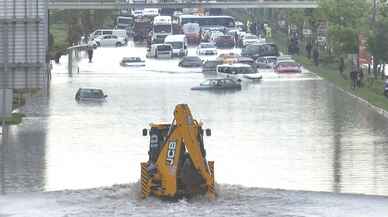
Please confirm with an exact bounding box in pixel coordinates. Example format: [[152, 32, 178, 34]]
[[143, 123, 210, 164]]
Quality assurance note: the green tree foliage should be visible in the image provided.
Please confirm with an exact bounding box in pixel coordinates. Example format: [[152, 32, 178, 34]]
[[318, 0, 370, 56], [367, 17, 388, 77]]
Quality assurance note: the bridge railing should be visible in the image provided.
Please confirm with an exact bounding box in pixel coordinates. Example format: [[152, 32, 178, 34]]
[[48, 0, 318, 9]]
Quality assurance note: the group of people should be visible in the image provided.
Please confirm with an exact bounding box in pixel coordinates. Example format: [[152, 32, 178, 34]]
[[246, 21, 272, 39]]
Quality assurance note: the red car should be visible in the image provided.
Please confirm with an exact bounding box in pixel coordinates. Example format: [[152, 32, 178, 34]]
[[274, 61, 302, 73]]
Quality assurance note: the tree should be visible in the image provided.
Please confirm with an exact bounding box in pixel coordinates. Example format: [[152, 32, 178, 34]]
[[367, 17, 388, 79], [318, 0, 370, 57]]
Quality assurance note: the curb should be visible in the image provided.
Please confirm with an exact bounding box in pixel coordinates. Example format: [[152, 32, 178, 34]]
[[313, 72, 388, 119]]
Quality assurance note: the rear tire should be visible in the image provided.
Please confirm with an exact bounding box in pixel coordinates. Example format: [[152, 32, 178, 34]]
[[116, 42, 122, 47]]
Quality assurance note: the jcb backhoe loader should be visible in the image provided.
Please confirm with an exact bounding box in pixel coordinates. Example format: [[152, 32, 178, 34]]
[[140, 104, 215, 199]]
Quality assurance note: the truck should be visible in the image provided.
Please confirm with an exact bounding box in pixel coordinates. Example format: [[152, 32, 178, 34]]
[[152, 16, 173, 44], [116, 16, 134, 35], [133, 17, 153, 42]]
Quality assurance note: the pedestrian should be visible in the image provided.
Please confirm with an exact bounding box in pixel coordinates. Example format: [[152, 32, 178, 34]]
[[339, 57, 345, 75], [87, 46, 93, 63], [54, 51, 61, 64], [358, 68, 364, 87], [234, 31, 239, 48], [350, 70, 357, 90], [305, 42, 312, 59], [313, 47, 319, 66]]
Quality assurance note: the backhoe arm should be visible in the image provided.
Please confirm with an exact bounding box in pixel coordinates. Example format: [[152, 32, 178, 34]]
[[174, 104, 215, 199]]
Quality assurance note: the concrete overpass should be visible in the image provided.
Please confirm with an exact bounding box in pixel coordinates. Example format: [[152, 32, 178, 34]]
[[48, 0, 318, 10]]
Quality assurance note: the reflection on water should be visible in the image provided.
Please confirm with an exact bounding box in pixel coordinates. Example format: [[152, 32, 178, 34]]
[[1, 44, 388, 196]]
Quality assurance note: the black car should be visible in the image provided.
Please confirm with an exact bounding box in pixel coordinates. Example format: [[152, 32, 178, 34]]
[[75, 88, 107, 102], [178, 56, 203, 67], [241, 43, 280, 60]]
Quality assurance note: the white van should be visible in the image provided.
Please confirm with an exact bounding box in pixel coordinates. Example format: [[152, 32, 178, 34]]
[[149, 44, 173, 59], [89, 29, 128, 42], [164, 34, 188, 57]]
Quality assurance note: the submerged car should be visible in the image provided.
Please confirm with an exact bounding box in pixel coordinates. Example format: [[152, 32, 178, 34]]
[[274, 61, 302, 73], [255, 56, 278, 69], [191, 78, 241, 90], [217, 52, 240, 64], [75, 88, 107, 102], [178, 56, 203, 67], [120, 57, 145, 67]]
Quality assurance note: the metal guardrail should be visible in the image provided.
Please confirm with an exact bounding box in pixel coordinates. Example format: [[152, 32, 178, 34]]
[[48, 0, 318, 10]]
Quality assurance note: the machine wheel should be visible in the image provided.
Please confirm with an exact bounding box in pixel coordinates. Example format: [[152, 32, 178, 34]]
[[116, 42, 122, 47]]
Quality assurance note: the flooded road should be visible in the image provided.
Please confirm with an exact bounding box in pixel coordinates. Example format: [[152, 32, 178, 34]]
[[2, 42, 388, 196]]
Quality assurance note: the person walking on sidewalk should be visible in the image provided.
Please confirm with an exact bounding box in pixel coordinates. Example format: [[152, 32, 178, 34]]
[[87, 45, 93, 63], [350, 69, 357, 90], [339, 57, 345, 76], [313, 47, 319, 66], [306, 42, 312, 59]]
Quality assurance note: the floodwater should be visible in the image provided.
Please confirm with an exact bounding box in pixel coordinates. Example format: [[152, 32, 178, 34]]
[[1, 42, 388, 197]]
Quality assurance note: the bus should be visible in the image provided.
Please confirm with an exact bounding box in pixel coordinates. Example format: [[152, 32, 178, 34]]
[[178, 15, 235, 30]]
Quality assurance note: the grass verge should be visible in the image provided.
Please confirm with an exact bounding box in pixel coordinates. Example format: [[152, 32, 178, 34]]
[[272, 31, 388, 112], [0, 113, 25, 125]]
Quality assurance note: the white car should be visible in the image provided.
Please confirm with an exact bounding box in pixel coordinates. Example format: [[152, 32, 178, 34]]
[[93, 35, 126, 47], [242, 34, 265, 47], [197, 43, 217, 56]]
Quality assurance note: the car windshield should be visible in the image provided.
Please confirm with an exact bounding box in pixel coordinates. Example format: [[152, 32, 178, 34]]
[[279, 62, 298, 67], [167, 42, 183, 49], [204, 61, 221, 67], [185, 57, 201, 62], [200, 43, 215, 49], [79, 89, 104, 98], [234, 66, 255, 74], [157, 45, 171, 51], [201, 80, 217, 86], [245, 44, 279, 56], [219, 66, 254, 74], [245, 35, 258, 39], [154, 25, 171, 33], [124, 57, 141, 62]]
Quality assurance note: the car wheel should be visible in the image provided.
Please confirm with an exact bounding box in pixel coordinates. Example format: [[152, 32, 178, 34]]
[[96, 42, 100, 47], [116, 42, 122, 47]]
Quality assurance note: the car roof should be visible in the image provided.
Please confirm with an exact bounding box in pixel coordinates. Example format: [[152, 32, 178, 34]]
[[277, 61, 297, 64], [79, 88, 103, 91], [218, 63, 251, 67]]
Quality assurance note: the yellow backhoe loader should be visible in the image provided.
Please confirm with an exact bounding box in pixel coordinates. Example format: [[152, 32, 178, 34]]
[[140, 104, 215, 199]]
